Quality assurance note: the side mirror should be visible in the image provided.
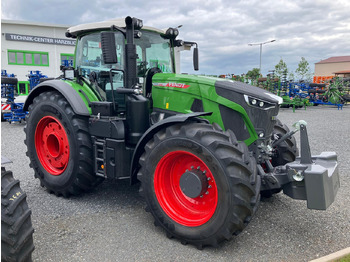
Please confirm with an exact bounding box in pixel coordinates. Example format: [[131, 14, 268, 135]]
[[193, 47, 199, 71], [101, 32, 117, 64]]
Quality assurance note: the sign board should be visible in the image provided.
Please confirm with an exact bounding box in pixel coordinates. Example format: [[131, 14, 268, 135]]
[[5, 33, 76, 46]]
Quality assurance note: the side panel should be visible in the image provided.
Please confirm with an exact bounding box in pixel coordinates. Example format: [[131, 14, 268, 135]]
[[151, 74, 258, 145]]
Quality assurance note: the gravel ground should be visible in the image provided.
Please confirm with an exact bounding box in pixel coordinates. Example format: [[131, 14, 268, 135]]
[[1, 105, 349, 262]]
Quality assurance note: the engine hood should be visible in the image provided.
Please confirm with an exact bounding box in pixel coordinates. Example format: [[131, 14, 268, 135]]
[[215, 79, 283, 105]]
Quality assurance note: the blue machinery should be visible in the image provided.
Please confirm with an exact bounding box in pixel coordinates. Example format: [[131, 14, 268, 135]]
[[287, 82, 344, 110], [1, 70, 48, 123]]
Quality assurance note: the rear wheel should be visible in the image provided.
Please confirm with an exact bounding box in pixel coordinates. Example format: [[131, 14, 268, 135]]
[[24, 91, 101, 197], [138, 122, 260, 248], [1, 168, 34, 262]]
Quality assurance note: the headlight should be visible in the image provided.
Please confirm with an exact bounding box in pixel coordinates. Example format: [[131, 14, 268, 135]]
[[244, 95, 276, 110]]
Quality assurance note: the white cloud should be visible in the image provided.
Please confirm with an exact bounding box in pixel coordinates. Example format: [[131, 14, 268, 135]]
[[1, 0, 350, 76]]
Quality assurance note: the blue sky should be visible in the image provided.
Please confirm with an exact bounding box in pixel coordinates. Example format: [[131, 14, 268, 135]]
[[2, 0, 350, 77]]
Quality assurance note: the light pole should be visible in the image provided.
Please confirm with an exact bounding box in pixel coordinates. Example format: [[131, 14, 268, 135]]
[[248, 40, 276, 75]]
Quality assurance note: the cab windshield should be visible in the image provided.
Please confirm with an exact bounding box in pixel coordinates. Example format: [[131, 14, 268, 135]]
[[135, 31, 174, 76], [74, 30, 173, 105], [76, 31, 125, 77]]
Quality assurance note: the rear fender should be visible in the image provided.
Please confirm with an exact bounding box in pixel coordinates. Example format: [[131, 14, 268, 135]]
[[23, 80, 90, 116]]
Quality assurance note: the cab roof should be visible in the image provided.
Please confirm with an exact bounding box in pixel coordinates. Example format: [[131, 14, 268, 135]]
[[67, 18, 165, 37]]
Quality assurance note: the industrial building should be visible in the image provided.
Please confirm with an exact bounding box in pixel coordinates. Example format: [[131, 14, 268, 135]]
[[2, 19, 187, 84], [313, 56, 350, 82], [1, 19, 75, 82]]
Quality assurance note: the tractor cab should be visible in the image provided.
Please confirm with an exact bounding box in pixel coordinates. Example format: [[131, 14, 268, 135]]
[[66, 18, 185, 113]]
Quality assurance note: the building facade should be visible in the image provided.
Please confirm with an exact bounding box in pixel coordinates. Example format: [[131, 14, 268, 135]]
[[1, 20, 75, 81], [314, 56, 350, 76]]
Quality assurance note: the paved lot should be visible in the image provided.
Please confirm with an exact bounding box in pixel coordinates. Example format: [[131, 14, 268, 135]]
[[1, 105, 349, 262]]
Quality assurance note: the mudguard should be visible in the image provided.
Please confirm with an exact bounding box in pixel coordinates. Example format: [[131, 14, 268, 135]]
[[23, 80, 90, 116], [130, 112, 212, 184]]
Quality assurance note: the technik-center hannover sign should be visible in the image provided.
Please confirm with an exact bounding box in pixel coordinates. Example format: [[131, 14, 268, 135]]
[[5, 33, 76, 46]]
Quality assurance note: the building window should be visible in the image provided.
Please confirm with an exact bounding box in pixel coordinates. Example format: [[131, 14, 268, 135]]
[[7, 50, 49, 66], [61, 53, 74, 66]]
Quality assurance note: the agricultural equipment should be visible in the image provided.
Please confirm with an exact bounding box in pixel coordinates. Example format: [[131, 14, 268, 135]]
[[1, 72, 27, 123], [23, 16, 339, 248], [1, 70, 49, 123], [27, 70, 49, 90], [308, 78, 350, 109], [1, 156, 35, 261], [279, 82, 309, 109], [1, 70, 15, 121]]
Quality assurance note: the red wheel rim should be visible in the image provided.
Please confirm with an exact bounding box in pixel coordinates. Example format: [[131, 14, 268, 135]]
[[35, 116, 70, 175], [154, 151, 218, 227]]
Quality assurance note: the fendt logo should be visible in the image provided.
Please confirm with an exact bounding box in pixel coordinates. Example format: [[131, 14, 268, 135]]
[[153, 82, 190, 89]]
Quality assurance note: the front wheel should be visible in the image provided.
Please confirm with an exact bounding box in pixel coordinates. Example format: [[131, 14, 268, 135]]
[[24, 91, 101, 197], [262, 119, 299, 198], [271, 119, 298, 167], [137, 122, 260, 248]]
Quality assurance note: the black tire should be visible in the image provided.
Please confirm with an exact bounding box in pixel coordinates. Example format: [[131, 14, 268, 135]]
[[137, 122, 260, 248], [271, 119, 299, 167], [260, 120, 298, 198], [342, 94, 350, 102], [1, 77, 18, 85], [24, 91, 101, 197], [1, 168, 35, 262], [309, 83, 326, 88]]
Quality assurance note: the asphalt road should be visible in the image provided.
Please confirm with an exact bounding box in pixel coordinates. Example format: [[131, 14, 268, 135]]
[[1, 105, 349, 262]]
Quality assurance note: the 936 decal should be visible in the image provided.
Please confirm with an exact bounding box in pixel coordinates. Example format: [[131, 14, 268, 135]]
[[153, 82, 190, 89]]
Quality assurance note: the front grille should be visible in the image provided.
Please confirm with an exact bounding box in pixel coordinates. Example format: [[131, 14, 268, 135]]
[[219, 105, 250, 141]]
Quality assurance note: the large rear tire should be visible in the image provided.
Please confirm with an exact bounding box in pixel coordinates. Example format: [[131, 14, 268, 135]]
[[137, 122, 260, 248], [24, 91, 101, 197], [1, 168, 35, 262]]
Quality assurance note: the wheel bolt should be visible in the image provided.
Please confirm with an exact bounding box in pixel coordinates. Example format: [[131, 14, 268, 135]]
[[208, 185, 212, 188], [207, 177, 211, 181], [200, 195, 203, 198], [205, 191, 209, 195], [197, 166, 200, 170]]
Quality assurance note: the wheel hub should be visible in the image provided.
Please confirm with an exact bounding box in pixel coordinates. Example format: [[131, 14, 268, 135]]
[[35, 116, 70, 175], [154, 150, 218, 226], [180, 167, 208, 198]]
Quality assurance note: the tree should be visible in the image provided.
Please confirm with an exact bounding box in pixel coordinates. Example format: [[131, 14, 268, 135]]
[[246, 68, 260, 79], [274, 58, 288, 79], [289, 72, 295, 81], [295, 57, 312, 81]]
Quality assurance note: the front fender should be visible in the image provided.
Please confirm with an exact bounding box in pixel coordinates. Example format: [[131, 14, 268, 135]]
[[24, 80, 90, 116], [130, 112, 212, 184]]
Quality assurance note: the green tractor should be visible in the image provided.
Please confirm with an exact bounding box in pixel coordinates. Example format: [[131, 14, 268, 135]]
[[23, 16, 339, 248]]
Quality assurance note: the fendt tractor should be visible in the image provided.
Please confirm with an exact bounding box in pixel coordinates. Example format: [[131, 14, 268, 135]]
[[23, 17, 339, 248]]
